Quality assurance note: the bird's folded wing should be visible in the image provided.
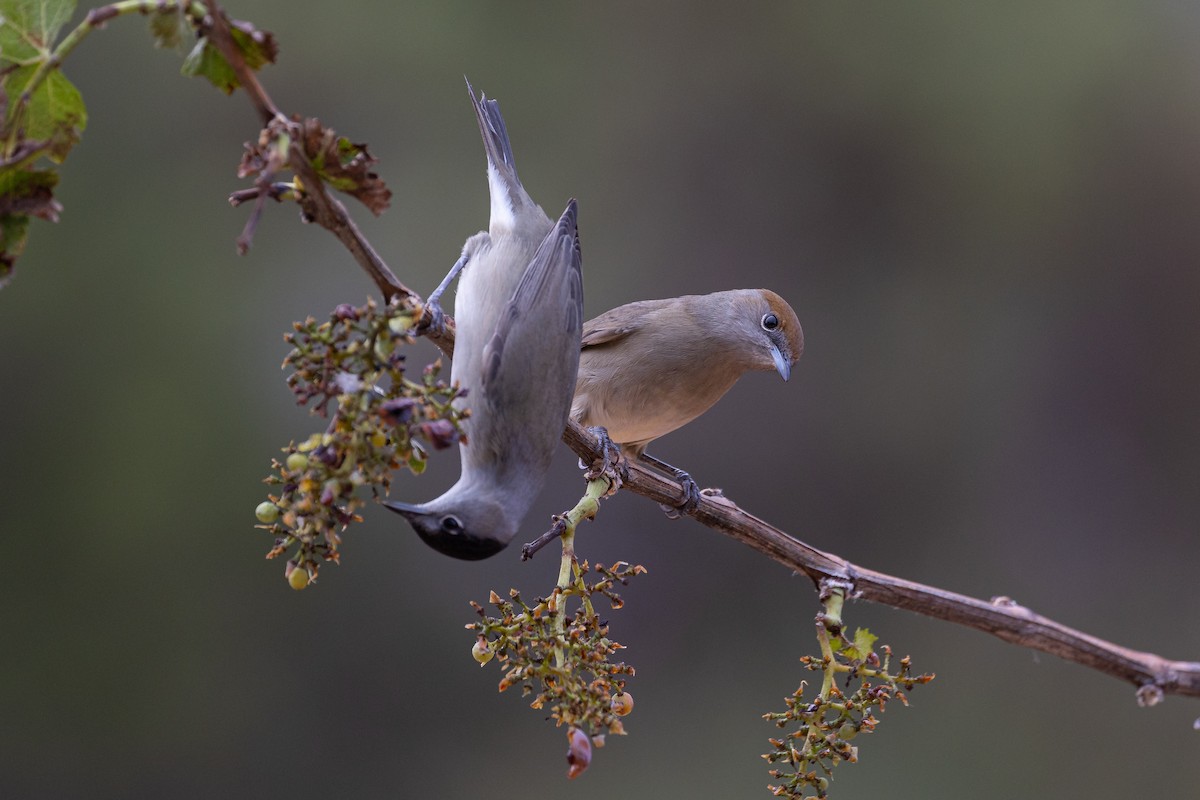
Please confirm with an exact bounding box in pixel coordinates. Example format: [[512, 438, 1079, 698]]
[[480, 199, 583, 399], [580, 298, 670, 349]]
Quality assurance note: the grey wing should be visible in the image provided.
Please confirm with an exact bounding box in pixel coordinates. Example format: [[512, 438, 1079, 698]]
[[481, 198, 583, 400]]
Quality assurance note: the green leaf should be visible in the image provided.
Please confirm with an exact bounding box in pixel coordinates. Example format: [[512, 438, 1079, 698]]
[[0, 0, 75, 65], [2, 62, 86, 162], [841, 627, 878, 661], [0, 166, 58, 287], [0, 211, 28, 284], [0, 164, 59, 214], [297, 119, 391, 215], [181, 37, 237, 94], [180, 19, 277, 94], [229, 19, 276, 71]]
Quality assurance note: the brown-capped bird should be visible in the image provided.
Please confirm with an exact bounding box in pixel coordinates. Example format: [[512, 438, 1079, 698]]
[[571, 289, 802, 507]]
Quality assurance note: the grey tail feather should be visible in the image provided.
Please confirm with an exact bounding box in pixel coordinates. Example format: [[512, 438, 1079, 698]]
[[464, 77, 530, 209], [558, 197, 578, 232], [554, 198, 582, 277]]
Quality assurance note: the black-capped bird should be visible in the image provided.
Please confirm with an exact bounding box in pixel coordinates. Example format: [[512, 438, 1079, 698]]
[[386, 83, 584, 559]]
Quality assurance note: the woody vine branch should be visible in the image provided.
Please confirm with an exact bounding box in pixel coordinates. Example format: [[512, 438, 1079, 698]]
[[202, 0, 1200, 705]]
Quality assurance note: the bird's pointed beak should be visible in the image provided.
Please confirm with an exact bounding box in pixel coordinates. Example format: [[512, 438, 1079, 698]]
[[384, 500, 424, 519], [769, 343, 792, 382]]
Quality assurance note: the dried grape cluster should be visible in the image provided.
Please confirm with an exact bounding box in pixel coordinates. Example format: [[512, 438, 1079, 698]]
[[467, 561, 646, 778], [254, 297, 467, 588], [763, 618, 934, 799]]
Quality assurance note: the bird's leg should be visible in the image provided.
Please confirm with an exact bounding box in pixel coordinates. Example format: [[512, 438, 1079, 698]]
[[416, 251, 469, 338], [640, 452, 702, 518], [584, 426, 625, 486]]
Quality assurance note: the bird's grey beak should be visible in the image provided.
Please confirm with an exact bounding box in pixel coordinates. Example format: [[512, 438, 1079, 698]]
[[769, 343, 791, 382], [384, 500, 423, 519]]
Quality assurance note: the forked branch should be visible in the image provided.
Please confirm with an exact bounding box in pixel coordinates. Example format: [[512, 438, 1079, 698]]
[[201, 0, 456, 356]]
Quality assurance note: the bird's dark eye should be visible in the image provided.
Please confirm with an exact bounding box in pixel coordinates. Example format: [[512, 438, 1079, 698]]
[[761, 313, 780, 331], [441, 515, 464, 534]]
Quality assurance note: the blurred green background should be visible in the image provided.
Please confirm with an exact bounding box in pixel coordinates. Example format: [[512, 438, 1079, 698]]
[[3, 2, 1200, 797]]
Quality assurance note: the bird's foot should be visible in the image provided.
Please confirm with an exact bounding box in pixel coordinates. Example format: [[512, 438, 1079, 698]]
[[637, 452, 702, 518], [658, 466, 701, 519], [415, 298, 448, 339], [584, 426, 625, 489]]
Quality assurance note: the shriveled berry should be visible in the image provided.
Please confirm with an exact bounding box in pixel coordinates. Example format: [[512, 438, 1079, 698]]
[[610, 691, 634, 716], [379, 397, 417, 426], [255, 502, 280, 523], [565, 726, 591, 779], [417, 419, 459, 450]]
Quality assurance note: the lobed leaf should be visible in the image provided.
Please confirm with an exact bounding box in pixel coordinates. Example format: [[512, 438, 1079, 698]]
[[0, 0, 75, 66], [2, 63, 86, 162], [299, 118, 391, 215], [0, 165, 59, 283], [0, 164, 58, 217], [180, 19, 277, 94], [847, 627, 878, 660]]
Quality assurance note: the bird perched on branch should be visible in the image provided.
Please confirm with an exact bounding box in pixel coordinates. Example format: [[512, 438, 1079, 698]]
[[571, 289, 802, 509], [386, 82, 584, 560]]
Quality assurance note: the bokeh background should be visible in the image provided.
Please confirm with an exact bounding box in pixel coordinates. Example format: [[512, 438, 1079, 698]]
[[3, 2, 1200, 797]]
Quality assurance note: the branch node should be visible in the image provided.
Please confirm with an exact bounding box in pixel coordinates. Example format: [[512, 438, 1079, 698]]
[[819, 576, 855, 600], [85, 5, 120, 27], [1136, 683, 1165, 708]]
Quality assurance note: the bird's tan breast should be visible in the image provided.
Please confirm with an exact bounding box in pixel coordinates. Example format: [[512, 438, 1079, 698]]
[[573, 341, 740, 448]]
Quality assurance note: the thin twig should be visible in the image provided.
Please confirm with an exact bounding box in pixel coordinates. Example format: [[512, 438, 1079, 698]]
[[200, 0, 459, 354], [522, 517, 567, 561]]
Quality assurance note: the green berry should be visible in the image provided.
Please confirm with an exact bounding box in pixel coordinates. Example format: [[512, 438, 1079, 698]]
[[286, 562, 310, 591], [255, 502, 280, 523], [286, 453, 309, 472], [388, 314, 414, 334], [373, 336, 395, 361], [472, 640, 494, 665]]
